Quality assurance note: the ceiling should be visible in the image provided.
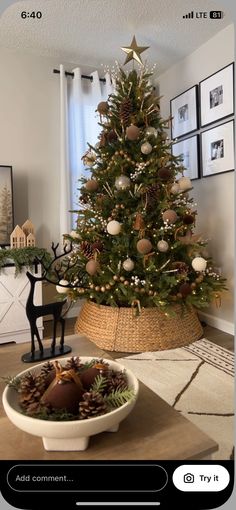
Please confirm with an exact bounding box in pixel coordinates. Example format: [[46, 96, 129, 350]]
[[0, 0, 231, 75]]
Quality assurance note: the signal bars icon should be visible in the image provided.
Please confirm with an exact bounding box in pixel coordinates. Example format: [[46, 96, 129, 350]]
[[183, 11, 194, 18]]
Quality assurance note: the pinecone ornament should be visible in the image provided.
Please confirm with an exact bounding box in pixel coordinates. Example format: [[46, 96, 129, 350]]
[[19, 373, 46, 411], [146, 184, 160, 205], [79, 391, 107, 419], [80, 241, 93, 259], [106, 371, 128, 393], [120, 97, 132, 126], [64, 357, 82, 371], [41, 362, 54, 377]]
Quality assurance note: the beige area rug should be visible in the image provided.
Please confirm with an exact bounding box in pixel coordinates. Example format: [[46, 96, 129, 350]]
[[117, 338, 234, 460]]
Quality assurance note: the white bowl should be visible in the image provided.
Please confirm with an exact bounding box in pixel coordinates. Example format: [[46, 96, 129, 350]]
[[2, 357, 139, 451]]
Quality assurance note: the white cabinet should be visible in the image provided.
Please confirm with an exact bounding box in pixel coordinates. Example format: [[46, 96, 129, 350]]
[[0, 265, 43, 344]]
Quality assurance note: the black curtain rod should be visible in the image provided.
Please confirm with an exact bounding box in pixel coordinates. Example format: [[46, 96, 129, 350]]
[[53, 68, 106, 83]]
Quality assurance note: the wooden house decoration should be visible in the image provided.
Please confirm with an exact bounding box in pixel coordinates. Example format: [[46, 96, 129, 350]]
[[10, 225, 26, 249], [10, 219, 36, 248]]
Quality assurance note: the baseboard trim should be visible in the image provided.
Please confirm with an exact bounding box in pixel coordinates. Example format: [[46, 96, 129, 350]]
[[198, 311, 234, 335]]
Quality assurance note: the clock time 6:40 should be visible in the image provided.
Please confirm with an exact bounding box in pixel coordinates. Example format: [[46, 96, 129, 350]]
[[21, 11, 42, 19]]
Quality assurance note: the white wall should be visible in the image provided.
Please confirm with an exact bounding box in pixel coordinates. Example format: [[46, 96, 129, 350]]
[[0, 47, 61, 248], [156, 24, 234, 333]]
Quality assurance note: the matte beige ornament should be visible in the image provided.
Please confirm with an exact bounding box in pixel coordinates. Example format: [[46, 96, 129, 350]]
[[126, 124, 140, 141], [123, 258, 135, 271], [107, 220, 122, 235], [178, 176, 192, 191], [157, 240, 169, 252], [115, 175, 131, 190], [145, 126, 157, 137], [85, 179, 98, 192], [86, 259, 100, 276], [162, 209, 178, 224], [137, 239, 152, 254], [141, 142, 152, 155], [170, 182, 180, 194], [192, 257, 207, 272], [56, 280, 69, 294]]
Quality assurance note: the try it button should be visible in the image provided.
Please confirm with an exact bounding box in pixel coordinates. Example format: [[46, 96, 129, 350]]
[[173, 465, 230, 492]]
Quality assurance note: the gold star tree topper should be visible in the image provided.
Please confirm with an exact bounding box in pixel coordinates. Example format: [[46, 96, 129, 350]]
[[121, 36, 149, 65]]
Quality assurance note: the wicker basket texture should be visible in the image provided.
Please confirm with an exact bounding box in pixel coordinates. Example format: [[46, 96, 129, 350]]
[[75, 300, 203, 352]]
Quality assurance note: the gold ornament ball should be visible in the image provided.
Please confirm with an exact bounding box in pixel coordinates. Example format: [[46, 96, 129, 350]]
[[145, 126, 157, 137], [157, 240, 169, 252], [148, 290, 154, 296], [137, 238, 152, 254], [105, 284, 111, 290], [109, 280, 115, 286], [101, 286, 106, 292], [95, 286, 100, 292], [178, 176, 192, 191], [124, 280, 129, 286], [86, 259, 100, 276], [162, 209, 178, 224], [126, 124, 140, 141], [113, 275, 119, 281], [115, 175, 131, 190], [141, 142, 152, 155], [85, 179, 98, 192], [191, 282, 197, 289], [120, 276, 125, 282], [123, 258, 135, 271], [107, 220, 122, 235], [97, 101, 109, 115]]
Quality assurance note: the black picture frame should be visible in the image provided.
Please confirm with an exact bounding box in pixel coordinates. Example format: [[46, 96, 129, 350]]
[[200, 120, 235, 178], [0, 165, 14, 247], [199, 63, 234, 128], [172, 134, 200, 181], [170, 85, 198, 139]]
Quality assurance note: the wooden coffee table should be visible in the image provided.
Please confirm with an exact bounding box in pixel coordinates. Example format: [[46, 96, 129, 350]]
[[0, 334, 218, 460]]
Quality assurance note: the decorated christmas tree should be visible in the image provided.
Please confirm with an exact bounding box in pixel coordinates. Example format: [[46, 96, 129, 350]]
[[49, 38, 226, 351]]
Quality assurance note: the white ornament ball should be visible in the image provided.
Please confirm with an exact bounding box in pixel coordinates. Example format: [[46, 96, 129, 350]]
[[141, 142, 152, 155], [107, 220, 122, 235], [145, 126, 157, 137], [56, 279, 69, 294], [170, 183, 180, 195], [179, 176, 192, 191], [115, 175, 131, 190], [123, 258, 135, 271], [70, 230, 80, 239], [192, 257, 207, 272], [157, 240, 169, 252]]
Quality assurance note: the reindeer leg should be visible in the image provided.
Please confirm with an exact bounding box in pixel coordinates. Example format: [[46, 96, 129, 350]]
[[35, 325, 44, 354], [59, 317, 65, 351], [51, 317, 57, 352], [30, 322, 35, 356]]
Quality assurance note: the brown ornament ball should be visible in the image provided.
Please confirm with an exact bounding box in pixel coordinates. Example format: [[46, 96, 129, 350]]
[[191, 282, 197, 289], [158, 167, 173, 181], [126, 124, 140, 141], [179, 283, 192, 298], [97, 101, 109, 115], [86, 259, 100, 276], [162, 209, 178, 224], [44, 382, 84, 414], [85, 179, 98, 192], [80, 367, 101, 390], [183, 214, 195, 225], [137, 238, 153, 254]]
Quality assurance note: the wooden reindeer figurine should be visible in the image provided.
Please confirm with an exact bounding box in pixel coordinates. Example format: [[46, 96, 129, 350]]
[[22, 270, 72, 363]]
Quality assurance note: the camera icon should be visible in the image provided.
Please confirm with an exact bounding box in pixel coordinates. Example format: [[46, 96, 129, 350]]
[[184, 473, 195, 483]]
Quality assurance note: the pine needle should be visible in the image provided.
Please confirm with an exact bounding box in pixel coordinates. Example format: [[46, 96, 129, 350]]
[[91, 375, 108, 394], [104, 388, 135, 408]]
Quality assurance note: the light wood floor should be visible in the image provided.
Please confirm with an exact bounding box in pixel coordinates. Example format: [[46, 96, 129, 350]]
[[43, 317, 234, 354]]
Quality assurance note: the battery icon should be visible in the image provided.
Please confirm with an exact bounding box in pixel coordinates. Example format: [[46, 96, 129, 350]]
[[209, 11, 224, 19]]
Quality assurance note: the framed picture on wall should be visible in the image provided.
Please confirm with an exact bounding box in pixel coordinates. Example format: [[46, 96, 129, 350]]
[[200, 63, 234, 127], [170, 85, 198, 139], [0, 165, 14, 247], [172, 135, 199, 180], [201, 120, 234, 177]]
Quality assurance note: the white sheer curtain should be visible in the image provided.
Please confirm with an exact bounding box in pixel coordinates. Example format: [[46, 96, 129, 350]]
[[59, 65, 114, 238]]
